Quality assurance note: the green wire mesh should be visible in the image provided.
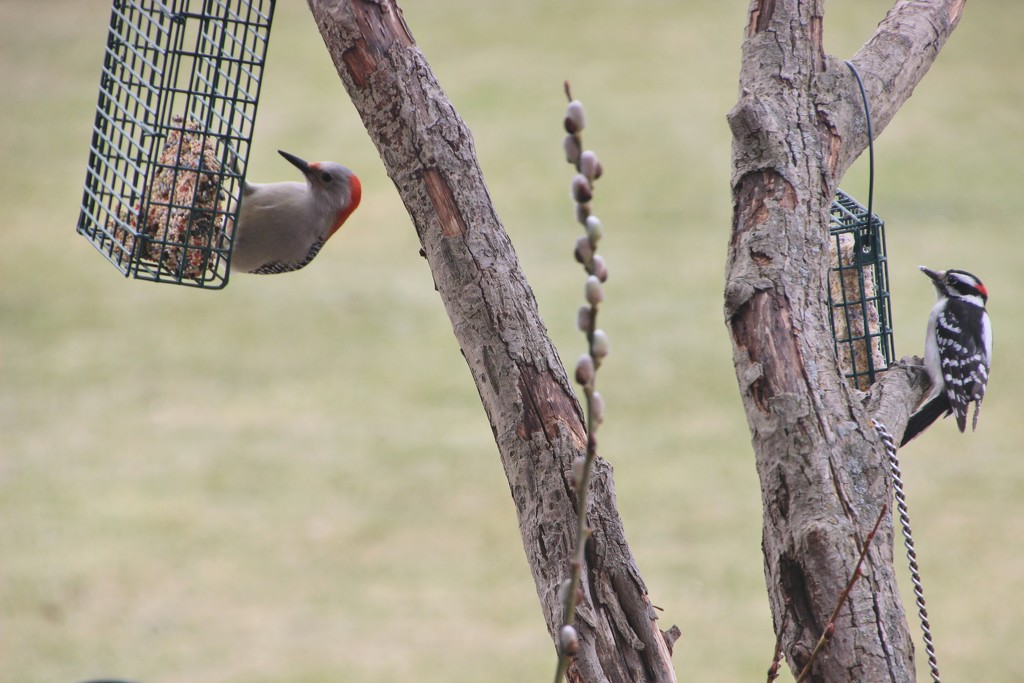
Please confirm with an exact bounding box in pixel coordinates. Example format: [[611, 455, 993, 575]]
[[828, 189, 895, 389], [77, 0, 276, 288]]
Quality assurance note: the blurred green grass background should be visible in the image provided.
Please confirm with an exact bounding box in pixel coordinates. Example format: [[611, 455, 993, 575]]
[[2, 1, 1023, 681]]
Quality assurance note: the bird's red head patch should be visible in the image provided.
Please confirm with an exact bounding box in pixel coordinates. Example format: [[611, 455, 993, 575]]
[[330, 174, 361, 237]]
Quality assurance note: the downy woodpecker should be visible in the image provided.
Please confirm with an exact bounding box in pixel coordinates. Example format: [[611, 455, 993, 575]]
[[232, 150, 361, 274], [901, 266, 992, 446]]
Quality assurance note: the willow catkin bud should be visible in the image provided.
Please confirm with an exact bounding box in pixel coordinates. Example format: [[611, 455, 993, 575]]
[[563, 134, 581, 166], [571, 174, 593, 203], [591, 329, 610, 360], [591, 391, 605, 426], [557, 578, 573, 606], [591, 254, 608, 282], [585, 215, 603, 244], [574, 235, 594, 267], [575, 354, 595, 386], [565, 100, 586, 134], [569, 455, 586, 489], [584, 275, 603, 305], [577, 305, 592, 332], [559, 624, 580, 656], [579, 150, 600, 181]]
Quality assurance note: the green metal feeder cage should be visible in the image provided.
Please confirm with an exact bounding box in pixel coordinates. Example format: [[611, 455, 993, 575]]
[[827, 189, 894, 390], [77, 0, 276, 288], [825, 61, 896, 390]]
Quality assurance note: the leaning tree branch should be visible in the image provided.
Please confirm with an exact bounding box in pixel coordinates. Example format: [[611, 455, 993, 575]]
[[818, 0, 967, 181], [727, 0, 965, 681], [304, 2, 676, 681]]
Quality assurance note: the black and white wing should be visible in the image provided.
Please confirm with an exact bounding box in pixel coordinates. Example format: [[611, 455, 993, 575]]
[[936, 299, 991, 432]]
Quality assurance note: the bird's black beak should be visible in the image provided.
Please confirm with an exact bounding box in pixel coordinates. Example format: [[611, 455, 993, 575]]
[[278, 150, 312, 175], [919, 266, 943, 283]]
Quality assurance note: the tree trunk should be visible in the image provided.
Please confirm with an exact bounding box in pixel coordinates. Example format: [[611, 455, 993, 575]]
[[726, 1, 965, 681], [304, 2, 677, 680]]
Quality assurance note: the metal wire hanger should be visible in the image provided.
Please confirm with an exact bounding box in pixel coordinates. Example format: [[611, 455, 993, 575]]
[[846, 57, 942, 683]]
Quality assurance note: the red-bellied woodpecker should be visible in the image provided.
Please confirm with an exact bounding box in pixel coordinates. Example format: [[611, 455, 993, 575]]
[[231, 150, 361, 274]]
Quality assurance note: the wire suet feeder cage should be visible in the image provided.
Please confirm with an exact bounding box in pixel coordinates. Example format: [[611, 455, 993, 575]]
[[77, 0, 276, 289], [827, 62, 895, 390], [828, 190, 894, 389]]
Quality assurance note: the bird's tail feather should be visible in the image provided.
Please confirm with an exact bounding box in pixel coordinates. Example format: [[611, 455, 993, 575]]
[[901, 394, 952, 446]]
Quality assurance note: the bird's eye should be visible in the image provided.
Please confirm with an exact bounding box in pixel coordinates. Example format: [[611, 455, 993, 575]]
[[321, 172, 333, 183], [946, 275, 956, 284]]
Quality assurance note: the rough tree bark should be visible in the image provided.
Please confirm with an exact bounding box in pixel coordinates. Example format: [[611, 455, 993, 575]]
[[726, 1, 965, 681], [304, 2, 677, 681]]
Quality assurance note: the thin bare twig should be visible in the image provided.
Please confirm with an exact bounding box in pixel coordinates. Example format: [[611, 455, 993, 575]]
[[553, 81, 608, 683], [766, 599, 791, 682]]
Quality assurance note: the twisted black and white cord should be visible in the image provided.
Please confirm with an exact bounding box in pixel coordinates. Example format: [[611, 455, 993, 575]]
[[872, 419, 941, 683]]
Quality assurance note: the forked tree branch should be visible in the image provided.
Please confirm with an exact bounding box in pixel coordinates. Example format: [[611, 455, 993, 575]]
[[305, 2, 676, 680], [727, 0, 965, 681], [801, 1, 966, 192]]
